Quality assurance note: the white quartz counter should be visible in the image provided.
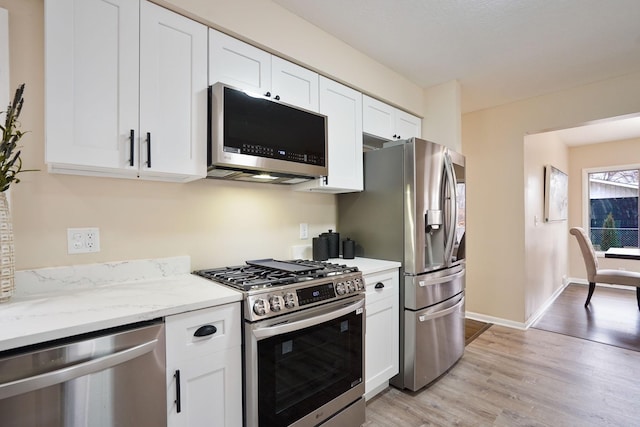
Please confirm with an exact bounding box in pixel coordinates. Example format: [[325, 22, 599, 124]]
[[0, 256, 242, 352], [330, 257, 401, 275]]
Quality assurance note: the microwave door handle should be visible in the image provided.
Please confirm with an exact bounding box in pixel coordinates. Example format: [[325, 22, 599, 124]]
[[443, 152, 458, 265], [0, 339, 158, 400], [253, 298, 365, 339]]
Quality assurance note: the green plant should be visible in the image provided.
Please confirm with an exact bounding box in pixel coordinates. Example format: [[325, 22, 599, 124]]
[[0, 83, 35, 192], [601, 212, 620, 251]]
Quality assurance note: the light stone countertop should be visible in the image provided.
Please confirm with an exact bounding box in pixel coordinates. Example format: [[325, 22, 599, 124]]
[[329, 257, 401, 275], [0, 256, 242, 352]]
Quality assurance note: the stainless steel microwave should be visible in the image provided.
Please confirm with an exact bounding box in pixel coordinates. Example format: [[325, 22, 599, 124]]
[[207, 82, 328, 184]]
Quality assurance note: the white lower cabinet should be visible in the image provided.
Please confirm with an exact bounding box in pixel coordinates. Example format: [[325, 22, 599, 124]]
[[166, 303, 242, 427], [364, 268, 399, 400]]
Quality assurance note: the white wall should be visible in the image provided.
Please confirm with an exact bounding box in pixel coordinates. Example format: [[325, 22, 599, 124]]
[[422, 80, 461, 152], [523, 131, 568, 321], [0, 7, 8, 107]]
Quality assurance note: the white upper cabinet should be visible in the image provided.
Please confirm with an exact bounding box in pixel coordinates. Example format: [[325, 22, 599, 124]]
[[295, 77, 363, 193], [209, 29, 319, 112], [45, 0, 207, 182], [362, 95, 422, 142]]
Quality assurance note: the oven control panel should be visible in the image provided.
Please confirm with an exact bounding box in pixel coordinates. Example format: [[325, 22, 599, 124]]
[[246, 273, 364, 321]]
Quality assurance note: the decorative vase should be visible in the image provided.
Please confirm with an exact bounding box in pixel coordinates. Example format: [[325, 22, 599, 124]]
[[0, 191, 14, 302]]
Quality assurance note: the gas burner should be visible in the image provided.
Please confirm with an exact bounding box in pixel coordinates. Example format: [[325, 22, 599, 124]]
[[194, 259, 359, 292]]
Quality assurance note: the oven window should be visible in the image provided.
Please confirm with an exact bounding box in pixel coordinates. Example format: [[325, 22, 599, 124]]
[[257, 310, 363, 426]]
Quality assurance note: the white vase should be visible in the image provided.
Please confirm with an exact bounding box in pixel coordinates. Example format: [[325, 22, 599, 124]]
[[0, 191, 14, 302]]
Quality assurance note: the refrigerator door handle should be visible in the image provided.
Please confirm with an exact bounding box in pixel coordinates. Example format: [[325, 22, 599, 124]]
[[443, 151, 458, 265], [417, 269, 465, 287], [418, 296, 465, 322]]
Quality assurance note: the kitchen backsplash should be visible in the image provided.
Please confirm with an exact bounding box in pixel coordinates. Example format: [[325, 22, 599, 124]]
[[14, 256, 191, 296]]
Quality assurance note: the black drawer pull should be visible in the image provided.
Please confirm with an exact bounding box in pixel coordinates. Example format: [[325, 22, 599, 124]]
[[146, 132, 151, 167], [375, 282, 385, 289], [129, 129, 134, 167], [194, 324, 217, 337], [174, 370, 181, 413]]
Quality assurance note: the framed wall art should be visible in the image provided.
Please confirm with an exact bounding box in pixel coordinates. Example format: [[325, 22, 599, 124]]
[[544, 164, 568, 222]]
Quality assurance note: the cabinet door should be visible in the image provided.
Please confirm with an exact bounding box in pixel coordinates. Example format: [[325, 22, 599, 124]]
[[365, 296, 398, 399], [166, 304, 242, 427], [319, 77, 362, 191], [271, 56, 319, 111], [362, 95, 395, 140], [364, 269, 399, 400], [395, 109, 422, 140], [45, 0, 139, 175], [139, 1, 207, 181], [209, 28, 271, 94], [167, 347, 243, 427]]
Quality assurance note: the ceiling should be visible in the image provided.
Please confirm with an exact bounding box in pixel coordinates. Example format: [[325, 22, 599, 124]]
[[272, 0, 640, 145]]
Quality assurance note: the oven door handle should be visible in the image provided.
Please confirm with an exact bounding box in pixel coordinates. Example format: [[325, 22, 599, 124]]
[[253, 298, 365, 339]]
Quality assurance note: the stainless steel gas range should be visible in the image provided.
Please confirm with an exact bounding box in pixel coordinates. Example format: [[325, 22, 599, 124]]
[[195, 259, 366, 427]]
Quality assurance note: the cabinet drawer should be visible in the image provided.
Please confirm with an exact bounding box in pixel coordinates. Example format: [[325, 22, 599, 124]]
[[365, 269, 398, 306], [166, 303, 241, 361]]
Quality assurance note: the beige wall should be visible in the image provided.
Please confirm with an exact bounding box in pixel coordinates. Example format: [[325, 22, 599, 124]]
[[568, 138, 640, 280], [3, 0, 426, 270], [523, 132, 568, 321], [463, 72, 640, 324]]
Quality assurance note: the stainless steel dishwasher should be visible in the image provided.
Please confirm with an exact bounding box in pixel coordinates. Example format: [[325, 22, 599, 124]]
[[0, 320, 166, 427]]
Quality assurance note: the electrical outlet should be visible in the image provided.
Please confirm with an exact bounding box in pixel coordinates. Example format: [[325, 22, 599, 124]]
[[299, 223, 309, 239], [67, 228, 101, 254]]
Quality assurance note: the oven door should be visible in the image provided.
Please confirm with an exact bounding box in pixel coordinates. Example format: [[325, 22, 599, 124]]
[[245, 295, 365, 427]]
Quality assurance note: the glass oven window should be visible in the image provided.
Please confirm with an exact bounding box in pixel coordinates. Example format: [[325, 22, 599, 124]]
[[257, 309, 363, 426]]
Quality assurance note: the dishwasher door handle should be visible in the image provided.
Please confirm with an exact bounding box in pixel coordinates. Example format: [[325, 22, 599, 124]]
[[0, 339, 158, 400]]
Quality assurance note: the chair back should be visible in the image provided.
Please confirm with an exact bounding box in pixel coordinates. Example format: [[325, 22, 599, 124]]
[[570, 227, 598, 281]]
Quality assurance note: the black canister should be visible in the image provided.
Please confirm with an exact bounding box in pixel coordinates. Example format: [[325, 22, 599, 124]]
[[312, 236, 329, 261], [342, 238, 355, 259], [320, 229, 340, 258]]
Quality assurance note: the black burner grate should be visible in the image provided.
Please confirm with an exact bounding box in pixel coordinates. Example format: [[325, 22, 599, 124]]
[[194, 259, 358, 291]]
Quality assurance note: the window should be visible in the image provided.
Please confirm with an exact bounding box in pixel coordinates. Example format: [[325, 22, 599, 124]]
[[585, 167, 639, 250]]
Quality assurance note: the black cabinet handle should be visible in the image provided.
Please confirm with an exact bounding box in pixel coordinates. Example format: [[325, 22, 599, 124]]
[[129, 129, 134, 167], [274, 95, 280, 100], [375, 282, 385, 289], [264, 91, 271, 97], [194, 324, 217, 337], [174, 370, 181, 413], [146, 132, 151, 167]]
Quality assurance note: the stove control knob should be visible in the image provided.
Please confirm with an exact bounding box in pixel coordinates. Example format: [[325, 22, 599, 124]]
[[269, 295, 284, 312], [354, 278, 363, 290], [336, 282, 346, 295], [253, 298, 269, 316], [284, 293, 296, 309], [346, 280, 355, 293]]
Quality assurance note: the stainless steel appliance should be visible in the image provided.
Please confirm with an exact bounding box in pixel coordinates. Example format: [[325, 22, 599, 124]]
[[0, 321, 166, 427], [195, 259, 366, 427], [208, 82, 328, 184], [338, 137, 466, 391]]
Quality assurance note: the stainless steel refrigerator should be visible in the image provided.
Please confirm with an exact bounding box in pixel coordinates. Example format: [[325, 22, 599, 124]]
[[338, 137, 465, 391]]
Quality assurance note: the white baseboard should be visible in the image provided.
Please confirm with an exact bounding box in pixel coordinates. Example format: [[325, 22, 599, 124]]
[[465, 311, 527, 330], [466, 280, 569, 331], [466, 278, 636, 332], [568, 277, 633, 291]]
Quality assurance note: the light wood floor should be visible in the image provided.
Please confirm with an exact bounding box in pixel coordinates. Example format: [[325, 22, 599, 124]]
[[365, 300, 640, 425]]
